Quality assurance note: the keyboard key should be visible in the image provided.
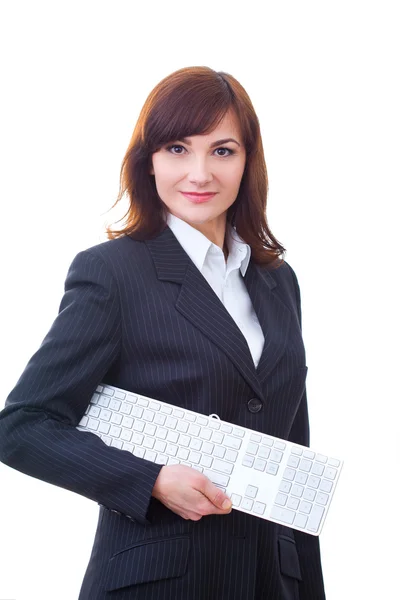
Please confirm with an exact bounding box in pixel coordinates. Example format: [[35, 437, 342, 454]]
[[221, 424, 233, 434], [208, 419, 220, 430], [109, 425, 121, 437], [291, 447, 303, 456], [143, 437, 155, 449], [283, 468, 296, 481], [160, 405, 173, 415], [178, 434, 190, 446], [200, 455, 213, 468], [242, 454, 254, 468], [154, 413, 166, 426], [254, 458, 267, 471], [250, 433, 262, 443], [275, 493, 287, 506], [266, 463, 279, 475], [299, 500, 312, 514], [303, 488, 316, 502], [122, 442, 134, 452], [154, 440, 166, 453], [115, 390, 126, 400], [98, 397, 110, 408], [328, 458, 340, 467], [294, 513, 308, 529], [316, 453, 328, 463], [188, 424, 201, 437], [190, 438, 203, 451], [233, 427, 245, 438], [133, 421, 145, 432], [202, 442, 214, 455], [316, 492, 329, 506], [299, 459, 312, 472], [144, 449, 156, 461], [176, 421, 189, 433], [133, 447, 146, 458], [143, 422, 156, 438], [111, 439, 123, 449], [320, 479, 333, 493], [99, 409, 112, 421], [149, 401, 160, 411], [213, 459, 234, 475], [324, 467, 337, 480], [291, 485, 304, 498], [111, 413, 123, 425], [258, 446, 271, 460], [308, 476, 321, 489], [199, 428, 212, 441], [99, 422, 111, 435], [165, 416, 178, 429], [241, 498, 254, 511], [211, 431, 224, 444], [166, 430, 179, 444], [253, 502, 266, 515], [203, 470, 229, 487], [196, 415, 208, 426], [213, 445, 226, 459], [132, 406, 143, 418], [189, 451, 201, 464], [132, 432, 144, 445], [231, 493, 242, 506], [155, 454, 168, 465], [271, 450, 283, 463], [110, 399, 121, 410], [192, 465, 203, 473], [303, 450, 315, 459], [295, 472, 308, 485], [287, 497, 300, 510], [166, 444, 178, 456], [177, 447, 189, 460], [225, 449, 238, 462], [306, 505, 325, 533], [287, 457, 300, 472], [274, 441, 286, 450], [89, 405, 101, 417], [246, 442, 259, 455], [120, 428, 132, 441], [279, 481, 291, 493], [168, 457, 180, 465], [137, 398, 149, 407], [184, 413, 196, 422], [262, 436, 274, 447], [311, 463, 325, 476], [224, 436, 242, 450], [121, 416, 134, 428], [121, 403, 132, 415], [173, 409, 184, 418], [245, 485, 258, 498], [271, 506, 295, 525], [102, 387, 114, 397], [155, 427, 168, 440]]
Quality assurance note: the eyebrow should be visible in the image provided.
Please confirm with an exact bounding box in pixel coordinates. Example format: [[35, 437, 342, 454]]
[[178, 137, 241, 148]]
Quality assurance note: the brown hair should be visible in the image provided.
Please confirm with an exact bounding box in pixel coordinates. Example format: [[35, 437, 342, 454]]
[[107, 66, 286, 267]]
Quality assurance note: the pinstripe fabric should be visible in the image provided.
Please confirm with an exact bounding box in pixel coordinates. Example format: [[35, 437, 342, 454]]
[[0, 225, 325, 599]]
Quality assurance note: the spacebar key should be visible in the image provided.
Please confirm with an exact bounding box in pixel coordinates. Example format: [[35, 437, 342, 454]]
[[270, 506, 295, 525], [203, 469, 230, 487]]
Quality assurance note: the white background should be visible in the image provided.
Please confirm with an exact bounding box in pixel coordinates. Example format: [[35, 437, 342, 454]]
[[0, 1, 399, 599]]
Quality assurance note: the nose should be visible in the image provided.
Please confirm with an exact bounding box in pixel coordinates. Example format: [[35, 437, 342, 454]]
[[187, 156, 213, 186]]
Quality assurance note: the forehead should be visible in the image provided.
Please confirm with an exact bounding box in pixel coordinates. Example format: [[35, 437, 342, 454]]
[[186, 110, 242, 142]]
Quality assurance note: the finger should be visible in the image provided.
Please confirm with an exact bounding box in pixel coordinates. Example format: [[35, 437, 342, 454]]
[[200, 479, 232, 510]]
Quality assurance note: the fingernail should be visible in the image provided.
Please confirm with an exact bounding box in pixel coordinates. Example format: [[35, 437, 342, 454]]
[[222, 499, 232, 510]]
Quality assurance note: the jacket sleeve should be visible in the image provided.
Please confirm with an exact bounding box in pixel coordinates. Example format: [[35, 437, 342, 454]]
[[286, 263, 326, 600], [0, 249, 162, 525]]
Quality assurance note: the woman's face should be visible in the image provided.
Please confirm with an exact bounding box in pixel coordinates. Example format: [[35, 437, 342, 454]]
[[150, 109, 246, 236]]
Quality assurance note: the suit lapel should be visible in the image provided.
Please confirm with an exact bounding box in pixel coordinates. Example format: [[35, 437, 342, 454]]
[[145, 226, 291, 400]]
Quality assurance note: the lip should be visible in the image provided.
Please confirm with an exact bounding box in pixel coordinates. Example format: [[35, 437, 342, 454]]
[[181, 192, 217, 203]]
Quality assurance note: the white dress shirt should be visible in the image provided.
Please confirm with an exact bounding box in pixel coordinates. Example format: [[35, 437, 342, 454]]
[[166, 212, 265, 368]]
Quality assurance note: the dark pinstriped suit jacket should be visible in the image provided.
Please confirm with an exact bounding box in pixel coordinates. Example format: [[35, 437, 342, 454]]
[[0, 225, 325, 599]]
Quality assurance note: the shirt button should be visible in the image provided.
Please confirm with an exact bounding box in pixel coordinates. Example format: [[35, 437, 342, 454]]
[[247, 398, 263, 413]]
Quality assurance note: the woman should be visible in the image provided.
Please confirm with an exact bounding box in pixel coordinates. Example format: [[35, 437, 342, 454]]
[[0, 66, 325, 599]]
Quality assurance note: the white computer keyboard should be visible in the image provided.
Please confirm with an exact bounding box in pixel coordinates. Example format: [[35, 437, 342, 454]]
[[77, 383, 343, 536]]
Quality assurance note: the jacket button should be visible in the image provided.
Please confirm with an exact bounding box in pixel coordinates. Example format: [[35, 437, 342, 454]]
[[247, 398, 263, 413]]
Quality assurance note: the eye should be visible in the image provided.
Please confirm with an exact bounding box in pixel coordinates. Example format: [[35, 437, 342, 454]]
[[165, 144, 235, 157]]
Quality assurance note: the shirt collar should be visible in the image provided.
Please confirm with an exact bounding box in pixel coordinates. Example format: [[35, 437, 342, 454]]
[[166, 212, 251, 276]]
